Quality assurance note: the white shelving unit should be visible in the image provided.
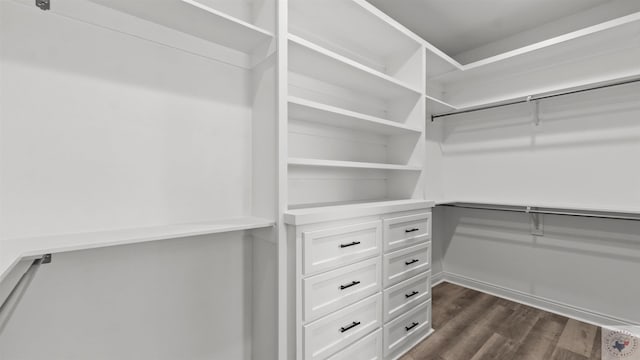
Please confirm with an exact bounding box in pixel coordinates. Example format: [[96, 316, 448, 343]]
[[284, 2, 433, 360], [286, 1, 426, 211]]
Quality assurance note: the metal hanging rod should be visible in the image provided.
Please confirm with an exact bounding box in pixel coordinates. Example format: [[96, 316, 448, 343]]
[[0, 254, 51, 327], [431, 77, 640, 121], [440, 202, 640, 222]]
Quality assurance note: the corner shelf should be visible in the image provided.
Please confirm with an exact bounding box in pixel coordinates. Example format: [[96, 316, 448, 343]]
[[288, 35, 422, 101], [288, 97, 421, 136], [0, 217, 274, 283], [425, 12, 640, 111], [88, 0, 274, 54], [288, 158, 422, 171]]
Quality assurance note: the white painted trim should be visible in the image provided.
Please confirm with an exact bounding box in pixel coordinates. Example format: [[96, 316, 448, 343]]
[[430, 271, 446, 287], [438, 272, 638, 328]]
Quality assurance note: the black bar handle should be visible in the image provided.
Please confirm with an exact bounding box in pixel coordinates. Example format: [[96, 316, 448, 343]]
[[405, 259, 419, 266], [339, 280, 361, 290], [405, 228, 420, 233], [339, 321, 361, 333], [339, 241, 361, 248], [405, 322, 419, 331], [405, 290, 419, 298]]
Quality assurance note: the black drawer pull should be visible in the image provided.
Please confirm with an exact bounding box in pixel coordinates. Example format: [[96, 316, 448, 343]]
[[339, 280, 361, 290], [339, 321, 361, 333], [405, 290, 419, 298], [405, 228, 420, 233], [339, 241, 361, 248], [405, 322, 419, 331], [405, 259, 419, 266]]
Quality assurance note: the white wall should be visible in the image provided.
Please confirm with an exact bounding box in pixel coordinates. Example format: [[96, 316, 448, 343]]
[[429, 74, 640, 326], [0, 233, 255, 360], [440, 81, 640, 211], [438, 206, 640, 325]]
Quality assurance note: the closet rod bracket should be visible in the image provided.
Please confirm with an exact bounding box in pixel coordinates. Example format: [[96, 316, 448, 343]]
[[40, 253, 52, 264], [526, 207, 544, 236], [35, 0, 50, 11]]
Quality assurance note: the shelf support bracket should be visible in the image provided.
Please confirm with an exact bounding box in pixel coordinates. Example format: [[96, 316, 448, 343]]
[[35, 0, 50, 10], [526, 206, 544, 236], [527, 96, 541, 126]]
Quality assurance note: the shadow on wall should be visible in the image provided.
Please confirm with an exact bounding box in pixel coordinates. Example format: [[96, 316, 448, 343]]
[[440, 81, 640, 156]]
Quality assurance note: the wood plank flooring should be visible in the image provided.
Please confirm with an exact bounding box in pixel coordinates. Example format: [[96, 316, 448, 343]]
[[401, 282, 602, 360]]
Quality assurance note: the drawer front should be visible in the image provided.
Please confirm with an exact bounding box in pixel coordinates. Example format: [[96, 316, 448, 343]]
[[383, 271, 431, 323], [383, 300, 431, 358], [383, 242, 431, 288], [327, 329, 382, 360], [304, 257, 382, 323], [383, 213, 431, 253], [303, 221, 382, 275], [304, 294, 382, 360]]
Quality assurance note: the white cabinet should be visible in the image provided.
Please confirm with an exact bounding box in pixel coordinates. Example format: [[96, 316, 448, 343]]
[[287, 205, 433, 360]]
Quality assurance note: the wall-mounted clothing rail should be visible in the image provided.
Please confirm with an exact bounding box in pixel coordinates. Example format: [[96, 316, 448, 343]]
[[0, 254, 51, 331], [439, 202, 640, 222], [431, 76, 640, 121]]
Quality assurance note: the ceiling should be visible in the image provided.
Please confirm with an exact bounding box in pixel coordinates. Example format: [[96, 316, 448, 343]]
[[366, 0, 616, 62]]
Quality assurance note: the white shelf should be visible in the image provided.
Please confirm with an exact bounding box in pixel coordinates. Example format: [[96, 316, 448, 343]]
[[288, 0, 422, 75], [288, 35, 422, 101], [288, 97, 421, 136], [0, 217, 274, 283], [425, 95, 458, 115], [288, 158, 422, 171], [284, 199, 435, 225], [88, 0, 273, 54], [426, 12, 640, 109]]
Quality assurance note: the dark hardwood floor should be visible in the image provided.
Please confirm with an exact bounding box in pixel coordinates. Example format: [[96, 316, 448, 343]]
[[401, 282, 601, 360]]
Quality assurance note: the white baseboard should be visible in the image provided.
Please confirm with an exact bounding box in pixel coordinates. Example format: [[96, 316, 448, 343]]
[[435, 271, 636, 328], [431, 271, 446, 287]]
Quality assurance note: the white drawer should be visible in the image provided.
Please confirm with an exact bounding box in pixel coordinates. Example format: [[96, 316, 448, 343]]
[[327, 329, 382, 360], [383, 271, 431, 323], [303, 220, 382, 275], [383, 213, 430, 253], [304, 294, 382, 360], [383, 242, 431, 288], [304, 257, 382, 323], [383, 300, 431, 358]]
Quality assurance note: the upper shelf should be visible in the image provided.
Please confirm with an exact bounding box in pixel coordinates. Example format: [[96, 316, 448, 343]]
[[425, 12, 640, 111], [0, 217, 274, 284], [288, 97, 421, 136], [88, 0, 273, 54], [288, 0, 422, 79], [289, 35, 422, 101], [289, 158, 422, 171]]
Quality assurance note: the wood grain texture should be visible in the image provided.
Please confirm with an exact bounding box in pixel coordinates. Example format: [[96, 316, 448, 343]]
[[403, 283, 602, 360]]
